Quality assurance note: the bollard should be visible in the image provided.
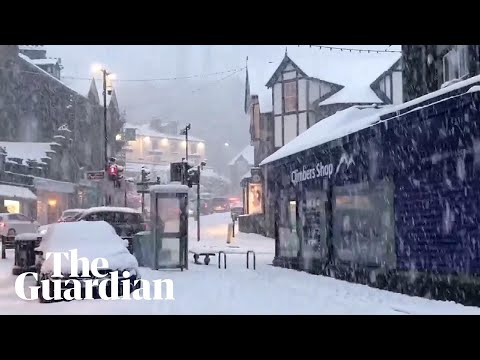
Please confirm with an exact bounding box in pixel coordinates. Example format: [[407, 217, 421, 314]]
[[246, 250, 256, 270], [227, 224, 233, 244], [218, 251, 227, 269]]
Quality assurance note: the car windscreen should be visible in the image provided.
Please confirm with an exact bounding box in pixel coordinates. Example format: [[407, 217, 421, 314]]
[[83, 211, 144, 224], [63, 211, 81, 217], [212, 198, 228, 206]]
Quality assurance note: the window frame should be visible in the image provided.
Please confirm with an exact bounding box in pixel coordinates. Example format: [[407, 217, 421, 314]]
[[283, 80, 298, 113]]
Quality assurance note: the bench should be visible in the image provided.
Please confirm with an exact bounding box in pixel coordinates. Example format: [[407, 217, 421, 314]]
[[189, 250, 257, 270], [189, 251, 216, 265]]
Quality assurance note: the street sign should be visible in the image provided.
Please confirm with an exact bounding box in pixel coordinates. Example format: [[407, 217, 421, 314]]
[[86, 171, 105, 180], [125, 128, 136, 141], [137, 182, 148, 193]]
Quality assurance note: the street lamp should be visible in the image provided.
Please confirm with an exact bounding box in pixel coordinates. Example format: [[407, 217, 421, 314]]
[[180, 123, 191, 162], [91, 63, 116, 169]]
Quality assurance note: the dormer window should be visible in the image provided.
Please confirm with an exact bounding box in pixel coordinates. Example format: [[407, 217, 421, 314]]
[[443, 45, 469, 84], [283, 81, 297, 113]]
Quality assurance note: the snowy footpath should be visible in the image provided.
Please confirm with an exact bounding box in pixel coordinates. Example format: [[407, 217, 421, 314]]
[[1, 213, 480, 314]]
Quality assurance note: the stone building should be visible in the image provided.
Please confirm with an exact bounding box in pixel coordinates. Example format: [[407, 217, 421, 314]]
[[0, 45, 124, 223]]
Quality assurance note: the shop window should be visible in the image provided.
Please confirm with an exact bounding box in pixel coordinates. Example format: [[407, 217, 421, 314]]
[[4, 200, 20, 214], [248, 183, 263, 214], [332, 181, 395, 267], [277, 192, 300, 258], [302, 191, 329, 261]]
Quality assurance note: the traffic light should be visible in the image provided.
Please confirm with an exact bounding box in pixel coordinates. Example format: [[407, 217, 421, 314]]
[[108, 164, 118, 180], [187, 167, 199, 188], [141, 166, 151, 183], [170, 162, 184, 182]]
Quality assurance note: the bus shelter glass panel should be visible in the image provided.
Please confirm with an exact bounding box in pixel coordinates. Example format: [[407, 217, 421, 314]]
[[152, 192, 188, 270]]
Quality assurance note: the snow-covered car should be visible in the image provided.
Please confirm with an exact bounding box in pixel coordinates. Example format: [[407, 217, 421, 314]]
[[72, 206, 148, 253], [0, 213, 39, 239], [211, 197, 230, 213], [35, 221, 140, 303], [1, 213, 39, 259], [57, 208, 85, 222]]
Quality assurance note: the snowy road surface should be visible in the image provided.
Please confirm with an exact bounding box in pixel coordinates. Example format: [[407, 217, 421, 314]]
[[1, 212, 480, 314]]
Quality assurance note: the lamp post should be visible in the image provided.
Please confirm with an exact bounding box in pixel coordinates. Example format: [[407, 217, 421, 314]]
[[180, 123, 191, 162], [91, 64, 115, 170]]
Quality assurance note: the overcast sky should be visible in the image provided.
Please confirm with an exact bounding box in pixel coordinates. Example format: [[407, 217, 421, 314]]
[[43, 45, 401, 169]]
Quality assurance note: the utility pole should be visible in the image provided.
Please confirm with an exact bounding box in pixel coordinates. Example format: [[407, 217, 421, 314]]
[[102, 70, 108, 206]]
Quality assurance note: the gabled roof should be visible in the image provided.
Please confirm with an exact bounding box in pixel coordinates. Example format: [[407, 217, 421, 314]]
[[0, 141, 57, 165], [18, 53, 85, 99], [261, 73, 480, 166], [109, 88, 119, 110], [247, 45, 401, 112], [228, 145, 254, 166], [87, 78, 100, 104], [31, 58, 59, 66]]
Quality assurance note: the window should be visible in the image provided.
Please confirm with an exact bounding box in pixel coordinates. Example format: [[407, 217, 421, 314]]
[[443, 46, 469, 84], [284, 81, 297, 113], [151, 138, 159, 149], [332, 181, 395, 267]]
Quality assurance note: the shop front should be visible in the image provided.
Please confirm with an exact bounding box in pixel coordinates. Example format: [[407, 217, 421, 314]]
[[0, 183, 37, 218], [33, 178, 76, 225], [261, 80, 480, 301], [238, 167, 265, 235]]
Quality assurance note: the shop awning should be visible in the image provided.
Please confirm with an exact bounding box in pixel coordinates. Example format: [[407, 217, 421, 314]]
[[33, 177, 76, 194], [0, 184, 37, 201]]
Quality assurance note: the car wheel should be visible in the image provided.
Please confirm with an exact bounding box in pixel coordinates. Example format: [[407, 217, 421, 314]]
[[38, 278, 54, 303]]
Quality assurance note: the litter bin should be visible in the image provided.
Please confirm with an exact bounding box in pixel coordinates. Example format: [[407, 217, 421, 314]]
[[12, 233, 41, 276], [132, 231, 152, 267]]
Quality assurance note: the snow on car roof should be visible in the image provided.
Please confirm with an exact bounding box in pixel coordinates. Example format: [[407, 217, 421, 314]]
[[81, 206, 142, 216], [150, 183, 190, 193], [38, 221, 138, 274]]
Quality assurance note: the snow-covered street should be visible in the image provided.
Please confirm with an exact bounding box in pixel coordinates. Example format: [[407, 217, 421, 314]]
[[0, 212, 479, 314]]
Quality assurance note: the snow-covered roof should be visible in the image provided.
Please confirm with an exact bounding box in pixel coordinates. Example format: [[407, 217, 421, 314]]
[[247, 45, 400, 112], [18, 53, 86, 100], [0, 184, 37, 201], [228, 145, 254, 166], [261, 73, 480, 166], [124, 123, 203, 142], [125, 162, 170, 174], [81, 206, 142, 216], [18, 45, 45, 51], [150, 183, 190, 194], [261, 106, 388, 165], [33, 177, 76, 194], [31, 58, 59, 66], [0, 141, 55, 165], [319, 86, 383, 106], [269, 46, 401, 89], [38, 221, 139, 274]]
